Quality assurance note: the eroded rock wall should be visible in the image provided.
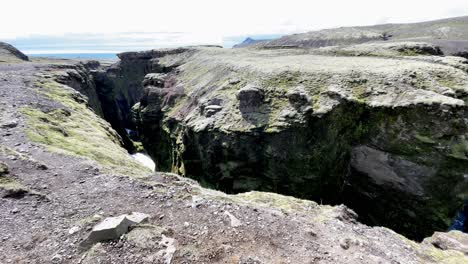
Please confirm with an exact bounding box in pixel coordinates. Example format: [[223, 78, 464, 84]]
[[126, 47, 468, 240]]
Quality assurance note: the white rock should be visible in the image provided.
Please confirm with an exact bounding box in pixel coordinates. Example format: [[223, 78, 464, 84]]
[[224, 211, 242, 227], [86, 215, 133, 243], [68, 226, 80, 235], [127, 212, 150, 224], [83, 212, 150, 245], [156, 235, 177, 264]]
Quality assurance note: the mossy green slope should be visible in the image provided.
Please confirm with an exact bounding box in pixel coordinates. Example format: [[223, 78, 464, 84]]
[[22, 72, 150, 177]]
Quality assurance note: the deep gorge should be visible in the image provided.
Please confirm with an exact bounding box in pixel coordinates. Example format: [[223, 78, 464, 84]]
[[65, 48, 468, 241]]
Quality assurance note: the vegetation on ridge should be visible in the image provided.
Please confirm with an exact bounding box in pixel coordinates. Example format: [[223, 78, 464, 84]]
[[21, 75, 150, 177]]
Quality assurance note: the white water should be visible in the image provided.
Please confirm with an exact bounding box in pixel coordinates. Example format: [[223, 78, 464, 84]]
[[131, 153, 156, 172]]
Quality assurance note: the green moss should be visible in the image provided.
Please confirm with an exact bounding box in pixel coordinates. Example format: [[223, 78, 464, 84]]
[[0, 176, 29, 194], [263, 71, 302, 90], [234, 191, 318, 213], [415, 134, 437, 144], [0, 162, 8, 176], [449, 140, 468, 160], [22, 78, 150, 177]]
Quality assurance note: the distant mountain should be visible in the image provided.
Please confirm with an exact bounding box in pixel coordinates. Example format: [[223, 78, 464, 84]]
[[233, 37, 269, 48], [246, 16, 468, 57]]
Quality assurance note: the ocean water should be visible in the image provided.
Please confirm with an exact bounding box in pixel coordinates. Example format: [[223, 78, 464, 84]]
[[28, 53, 118, 60]]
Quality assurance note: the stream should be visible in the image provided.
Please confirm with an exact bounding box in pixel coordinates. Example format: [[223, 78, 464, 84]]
[[131, 152, 156, 172]]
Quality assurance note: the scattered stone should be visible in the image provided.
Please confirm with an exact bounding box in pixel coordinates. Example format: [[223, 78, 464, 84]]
[[204, 105, 222, 117], [156, 234, 177, 264], [224, 211, 242, 227], [0, 119, 18, 128], [68, 226, 80, 235], [240, 257, 262, 264], [36, 163, 48, 170], [229, 77, 241, 85], [11, 208, 19, 214], [51, 254, 62, 263], [340, 238, 351, 250]]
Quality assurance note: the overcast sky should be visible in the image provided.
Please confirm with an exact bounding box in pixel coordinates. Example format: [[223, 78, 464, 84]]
[[2, 0, 468, 53]]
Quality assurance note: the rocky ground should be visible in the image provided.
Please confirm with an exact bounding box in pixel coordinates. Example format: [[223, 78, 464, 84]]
[[1, 43, 468, 264]]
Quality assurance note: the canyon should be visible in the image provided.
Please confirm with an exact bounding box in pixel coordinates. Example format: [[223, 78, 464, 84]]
[[1, 17, 468, 264]]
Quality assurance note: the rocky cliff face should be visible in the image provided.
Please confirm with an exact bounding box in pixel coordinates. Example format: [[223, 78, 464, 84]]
[[84, 49, 188, 151], [128, 47, 468, 240]]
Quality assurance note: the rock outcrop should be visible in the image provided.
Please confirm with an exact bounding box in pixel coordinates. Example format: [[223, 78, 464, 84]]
[[130, 47, 468, 240]]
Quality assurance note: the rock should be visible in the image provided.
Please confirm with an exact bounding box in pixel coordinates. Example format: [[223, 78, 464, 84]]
[[85, 215, 133, 244], [237, 84, 264, 112], [204, 105, 223, 117], [0, 162, 8, 176], [143, 73, 166, 87], [51, 254, 62, 263], [350, 146, 433, 195], [228, 77, 241, 84], [224, 211, 242, 227], [83, 212, 150, 245], [36, 163, 48, 170], [287, 86, 310, 108], [68, 226, 80, 235], [156, 234, 177, 264], [0, 119, 18, 128], [126, 212, 150, 224], [11, 208, 19, 214], [339, 238, 351, 250], [423, 231, 468, 254]]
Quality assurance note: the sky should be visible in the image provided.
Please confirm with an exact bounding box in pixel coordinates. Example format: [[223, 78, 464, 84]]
[[2, 0, 468, 53]]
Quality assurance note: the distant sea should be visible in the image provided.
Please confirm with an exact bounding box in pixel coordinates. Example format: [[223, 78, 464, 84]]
[[28, 53, 118, 60]]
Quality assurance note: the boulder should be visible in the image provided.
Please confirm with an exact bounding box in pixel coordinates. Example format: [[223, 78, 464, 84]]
[[287, 86, 311, 108], [143, 73, 166, 87], [237, 84, 264, 112], [423, 231, 468, 254], [83, 212, 150, 245], [0, 119, 18, 129]]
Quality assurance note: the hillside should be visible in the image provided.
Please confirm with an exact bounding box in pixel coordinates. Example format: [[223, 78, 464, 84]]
[[251, 16, 468, 57], [0, 42, 29, 62]]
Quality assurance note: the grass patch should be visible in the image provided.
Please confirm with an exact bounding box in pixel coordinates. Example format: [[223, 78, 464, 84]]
[[22, 77, 150, 177], [0, 177, 26, 192], [415, 134, 436, 144]]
